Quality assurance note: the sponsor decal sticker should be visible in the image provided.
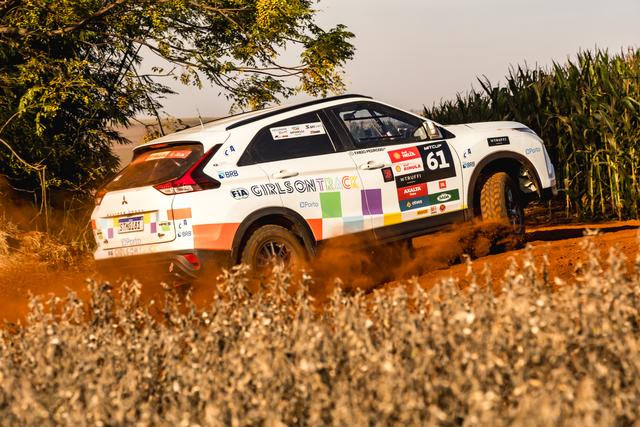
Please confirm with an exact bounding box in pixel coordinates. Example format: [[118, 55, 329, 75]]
[[250, 176, 359, 197], [400, 196, 429, 212], [146, 150, 190, 161], [350, 147, 386, 155], [440, 204, 446, 212], [230, 188, 249, 199], [394, 159, 424, 174], [430, 206, 437, 214], [488, 136, 510, 146], [418, 143, 456, 181], [463, 161, 476, 169], [381, 167, 394, 183], [224, 145, 236, 156], [217, 170, 239, 179], [426, 189, 460, 205], [397, 183, 427, 201], [463, 148, 472, 158], [299, 201, 319, 209], [270, 122, 326, 140], [388, 147, 420, 163], [438, 180, 447, 189], [395, 171, 426, 187], [525, 147, 542, 155]]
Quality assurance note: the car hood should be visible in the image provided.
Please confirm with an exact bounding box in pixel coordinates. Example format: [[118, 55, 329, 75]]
[[443, 121, 526, 135]]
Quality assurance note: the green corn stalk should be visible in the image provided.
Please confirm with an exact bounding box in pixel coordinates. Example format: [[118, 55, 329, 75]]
[[425, 48, 640, 221]]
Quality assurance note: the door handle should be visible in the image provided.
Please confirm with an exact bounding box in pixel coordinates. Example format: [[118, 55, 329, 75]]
[[360, 161, 386, 170], [272, 170, 299, 179]]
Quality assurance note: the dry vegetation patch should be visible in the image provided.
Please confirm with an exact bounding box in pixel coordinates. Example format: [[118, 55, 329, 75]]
[[1, 239, 640, 425]]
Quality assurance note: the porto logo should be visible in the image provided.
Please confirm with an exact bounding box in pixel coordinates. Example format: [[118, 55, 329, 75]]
[[230, 188, 249, 200]]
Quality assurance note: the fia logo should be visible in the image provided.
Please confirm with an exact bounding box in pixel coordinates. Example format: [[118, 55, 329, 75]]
[[230, 188, 249, 200]]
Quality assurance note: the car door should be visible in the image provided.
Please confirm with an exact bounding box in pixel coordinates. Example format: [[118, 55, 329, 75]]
[[326, 101, 464, 241], [238, 110, 371, 242]]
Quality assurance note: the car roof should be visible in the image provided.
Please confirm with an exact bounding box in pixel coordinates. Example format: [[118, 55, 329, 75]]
[[135, 94, 373, 151]]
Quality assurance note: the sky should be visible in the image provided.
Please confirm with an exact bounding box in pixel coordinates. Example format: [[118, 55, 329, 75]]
[[146, 0, 640, 118]]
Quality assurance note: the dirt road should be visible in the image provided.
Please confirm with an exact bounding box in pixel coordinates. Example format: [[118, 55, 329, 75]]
[[1, 221, 639, 324]]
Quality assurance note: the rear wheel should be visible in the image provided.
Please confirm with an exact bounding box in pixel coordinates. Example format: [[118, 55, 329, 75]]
[[241, 225, 307, 271], [480, 171, 524, 235]]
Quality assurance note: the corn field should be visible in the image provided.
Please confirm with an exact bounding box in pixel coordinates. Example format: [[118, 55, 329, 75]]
[[1, 238, 640, 425], [424, 48, 640, 220]]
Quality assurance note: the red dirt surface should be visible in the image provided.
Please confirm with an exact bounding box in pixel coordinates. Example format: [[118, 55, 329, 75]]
[[1, 221, 639, 325], [413, 220, 640, 290]]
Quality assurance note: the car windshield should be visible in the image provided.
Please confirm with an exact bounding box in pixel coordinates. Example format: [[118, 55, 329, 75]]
[[105, 143, 204, 191]]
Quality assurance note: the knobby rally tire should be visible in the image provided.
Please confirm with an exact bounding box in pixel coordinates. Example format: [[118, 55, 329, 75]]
[[479, 171, 525, 235], [241, 225, 307, 271]]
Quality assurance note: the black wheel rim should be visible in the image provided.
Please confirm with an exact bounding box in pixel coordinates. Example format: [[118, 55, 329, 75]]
[[255, 240, 293, 268], [505, 186, 523, 230]]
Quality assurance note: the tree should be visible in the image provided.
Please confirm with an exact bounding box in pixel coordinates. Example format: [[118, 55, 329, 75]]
[[0, 0, 355, 198]]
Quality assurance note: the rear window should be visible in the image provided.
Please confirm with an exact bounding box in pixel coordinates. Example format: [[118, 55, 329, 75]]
[[105, 143, 204, 191]]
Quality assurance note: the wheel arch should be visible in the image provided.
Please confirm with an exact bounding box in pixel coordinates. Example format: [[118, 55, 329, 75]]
[[231, 207, 317, 263], [467, 151, 543, 218]]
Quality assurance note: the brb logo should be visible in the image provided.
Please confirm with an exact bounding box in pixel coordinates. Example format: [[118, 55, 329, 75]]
[[218, 170, 239, 179]]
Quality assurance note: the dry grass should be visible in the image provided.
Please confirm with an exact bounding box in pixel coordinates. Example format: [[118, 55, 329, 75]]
[[1, 236, 640, 425]]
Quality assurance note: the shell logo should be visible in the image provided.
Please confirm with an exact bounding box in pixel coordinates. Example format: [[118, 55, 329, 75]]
[[393, 152, 401, 160], [395, 165, 402, 173]]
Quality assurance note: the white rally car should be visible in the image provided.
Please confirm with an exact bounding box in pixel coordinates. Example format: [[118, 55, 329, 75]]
[[92, 94, 556, 280]]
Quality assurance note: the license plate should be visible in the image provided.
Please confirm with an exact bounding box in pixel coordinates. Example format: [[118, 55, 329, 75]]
[[118, 216, 144, 233]]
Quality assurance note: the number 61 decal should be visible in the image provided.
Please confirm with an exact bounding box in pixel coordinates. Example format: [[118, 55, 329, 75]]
[[419, 143, 456, 181]]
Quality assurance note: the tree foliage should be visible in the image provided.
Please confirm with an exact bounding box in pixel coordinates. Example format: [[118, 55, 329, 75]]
[[0, 0, 355, 196]]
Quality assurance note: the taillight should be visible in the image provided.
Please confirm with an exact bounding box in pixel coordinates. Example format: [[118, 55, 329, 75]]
[[95, 188, 107, 205], [182, 253, 201, 270], [153, 147, 220, 195]]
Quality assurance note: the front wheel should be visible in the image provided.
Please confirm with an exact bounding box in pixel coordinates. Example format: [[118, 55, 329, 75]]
[[479, 171, 525, 235], [240, 225, 307, 271]]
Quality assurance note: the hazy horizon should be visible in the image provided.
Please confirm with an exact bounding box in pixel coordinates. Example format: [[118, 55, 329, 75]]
[[140, 0, 639, 119]]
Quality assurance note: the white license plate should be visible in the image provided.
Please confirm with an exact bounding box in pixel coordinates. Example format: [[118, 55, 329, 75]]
[[118, 216, 144, 233]]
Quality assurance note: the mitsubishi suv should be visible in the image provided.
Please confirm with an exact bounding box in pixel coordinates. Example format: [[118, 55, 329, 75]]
[[92, 94, 557, 280]]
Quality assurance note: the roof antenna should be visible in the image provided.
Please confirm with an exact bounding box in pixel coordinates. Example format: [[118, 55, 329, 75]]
[[196, 108, 204, 129]]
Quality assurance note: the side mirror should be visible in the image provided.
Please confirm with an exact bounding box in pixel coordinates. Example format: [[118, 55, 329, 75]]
[[423, 119, 442, 140]]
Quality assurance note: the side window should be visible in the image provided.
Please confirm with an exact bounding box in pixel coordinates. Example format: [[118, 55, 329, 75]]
[[240, 112, 335, 164], [332, 102, 428, 148]]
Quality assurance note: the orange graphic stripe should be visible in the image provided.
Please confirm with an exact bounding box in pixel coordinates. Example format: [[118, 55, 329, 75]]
[[168, 208, 192, 220], [193, 223, 239, 250], [306, 218, 323, 241]]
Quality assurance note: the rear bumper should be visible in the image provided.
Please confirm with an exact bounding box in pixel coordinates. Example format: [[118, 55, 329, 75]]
[[95, 249, 232, 282]]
